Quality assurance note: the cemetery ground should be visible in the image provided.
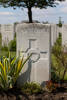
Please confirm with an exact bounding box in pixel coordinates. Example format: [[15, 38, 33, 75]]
[[0, 82, 67, 100], [0, 26, 67, 99], [0, 34, 67, 100]]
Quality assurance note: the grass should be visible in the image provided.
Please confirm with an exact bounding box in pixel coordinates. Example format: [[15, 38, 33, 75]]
[[0, 33, 16, 58], [0, 51, 16, 58]]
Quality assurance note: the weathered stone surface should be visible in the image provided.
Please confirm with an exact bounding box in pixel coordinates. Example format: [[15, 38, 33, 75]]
[[51, 24, 62, 46], [16, 23, 51, 86], [51, 24, 57, 46], [0, 23, 63, 47], [1, 24, 14, 46], [62, 25, 67, 46], [56, 26, 62, 37]]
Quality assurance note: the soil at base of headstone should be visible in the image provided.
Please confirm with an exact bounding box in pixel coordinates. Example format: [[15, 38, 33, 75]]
[[0, 84, 67, 100], [0, 91, 67, 100]]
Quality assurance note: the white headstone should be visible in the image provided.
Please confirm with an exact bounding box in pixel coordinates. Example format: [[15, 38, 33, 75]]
[[16, 23, 51, 86], [51, 24, 57, 46], [0, 24, 1, 34], [62, 25, 67, 46], [56, 26, 62, 38], [1, 24, 14, 46]]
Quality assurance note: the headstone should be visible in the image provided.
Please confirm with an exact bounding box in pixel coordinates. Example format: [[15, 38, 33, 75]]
[[56, 25, 62, 38], [0, 24, 1, 34], [51, 24, 57, 46], [1, 24, 14, 46], [62, 25, 67, 46], [16, 23, 51, 86]]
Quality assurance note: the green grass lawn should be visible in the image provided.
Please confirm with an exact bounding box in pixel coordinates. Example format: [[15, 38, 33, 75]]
[[0, 33, 16, 58], [0, 51, 16, 58]]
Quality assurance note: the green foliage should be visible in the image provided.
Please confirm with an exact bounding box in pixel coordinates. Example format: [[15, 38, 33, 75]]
[[52, 33, 62, 56], [14, 33, 16, 38], [8, 38, 16, 51], [57, 22, 62, 27], [0, 53, 31, 90], [0, 51, 16, 58], [56, 33, 62, 46], [57, 23, 62, 27], [51, 65, 60, 82], [51, 53, 64, 81], [0, 0, 57, 8], [0, 0, 64, 23], [21, 82, 43, 94], [0, 33, 8, 51], [51, 33, 67, 82], [0, 33, 2, 48], [57, 17, 62, 27], [1, 46, 8, 51]]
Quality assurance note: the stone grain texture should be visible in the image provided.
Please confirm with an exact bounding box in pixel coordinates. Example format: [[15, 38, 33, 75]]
[[1, 24, 14, 46], [16, 23, 51, 86], [62, 24, 67, 46]]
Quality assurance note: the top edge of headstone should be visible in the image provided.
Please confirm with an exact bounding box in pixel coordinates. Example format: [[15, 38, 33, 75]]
[[50, 24, 56, 25], [16, 23, 51, 28], [50, 24, 57, 26], [62, 24, 67, 26], [16, 23, 51, 33], [1, 24, 14, 26], [17, 23, 50, 25]]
